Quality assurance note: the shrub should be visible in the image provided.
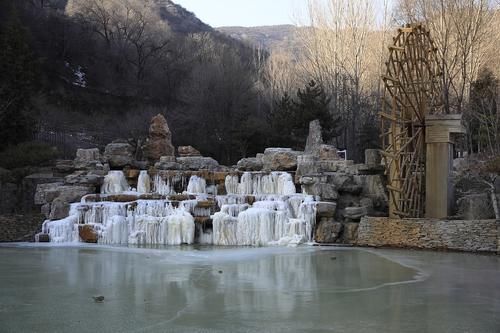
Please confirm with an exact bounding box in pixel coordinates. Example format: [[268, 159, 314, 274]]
[[0, 142, 58, 169]]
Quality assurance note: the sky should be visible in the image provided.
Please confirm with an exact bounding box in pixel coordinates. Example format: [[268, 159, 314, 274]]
[[174, 0, 308, 27]]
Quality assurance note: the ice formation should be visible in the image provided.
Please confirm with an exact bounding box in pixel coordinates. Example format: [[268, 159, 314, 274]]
[[137, 171, 151, 194], [186, 176, 206, 194], [40, 170, 317, 247], [101, 171, 129, 194], [226, 172, 296, 195]]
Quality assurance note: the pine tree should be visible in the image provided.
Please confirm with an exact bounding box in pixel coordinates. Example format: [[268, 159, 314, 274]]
[[293, 80, 340, 146]]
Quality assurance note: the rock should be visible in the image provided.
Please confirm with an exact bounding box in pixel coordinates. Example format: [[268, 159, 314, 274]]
[[344, 206, 369, 220], [457, 193, 495, 220], [21, 174, 65, 212], [74, 148, 101, 169], [104, 143, 134, 168], [41, 203, 51, 218], [237, 157, 263, 171], [343, 223, 359, 244], [178, 146, 201, 157], [262, 148, 300, 171], [318, 145, 339, 160], [316, 202, 337, 218], [177, 157, 219, 170], [296, 154, 319, 177], [315, 219, 343, 243], [64, 171, 104, 186], [299, 176, 316, 186], [79, 225, 98, 243], [49, 198, 70, 220], [365, 149, 381, 165], [155, 158, 181, 170], [54, 160, 76, 174], [0, 182, 17, 214], [36, 233, 50, 242], [303, 183, 338, 201], [143, 114, 175, 162], [305, 119, 323, 154], [35, 183, 94, 205]]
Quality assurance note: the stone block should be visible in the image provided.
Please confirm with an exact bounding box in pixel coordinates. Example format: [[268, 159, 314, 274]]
[[237, 157, 263, 171], [315, 219, 343, 243], [49, 198, 70, 220], [316, 202, 337, 218], [104, 143, 134, 168], [457, 193, 495, 220]]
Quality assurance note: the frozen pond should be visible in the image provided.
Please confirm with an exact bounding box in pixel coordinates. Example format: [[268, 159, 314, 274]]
[[0, 245, 499, 332]]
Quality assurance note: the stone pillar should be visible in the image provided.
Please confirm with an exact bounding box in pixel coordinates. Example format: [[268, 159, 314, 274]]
[[425, 114, 465, 218]]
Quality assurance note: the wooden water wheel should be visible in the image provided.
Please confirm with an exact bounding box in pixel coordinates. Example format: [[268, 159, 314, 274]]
[[380, 25, 444, 218]]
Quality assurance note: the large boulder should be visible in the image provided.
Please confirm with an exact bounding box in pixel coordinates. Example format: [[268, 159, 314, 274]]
[[104, 142, 134, 168], [74, 148, 102, 169], [305, 119, 323, 155], [318, 145, 339, 160], [457, 193, 495, 220], [78, 225, 98, 243], [49, 198, 70, 220], [155, 156, 181, 170], [178, 146, 201, 157], [315, 219, 343, 243], [262, 148, 300, 171], [177, 157, 219, 170], [143, 114, 175, 162], [65, 170, 106, 186], [237, 157, 263, 171], [35, 183, 94, 205]]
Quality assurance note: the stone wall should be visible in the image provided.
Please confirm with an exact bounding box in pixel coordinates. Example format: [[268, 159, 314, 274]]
[[357, 217, 499, 253], [0, 214, 46, 242]]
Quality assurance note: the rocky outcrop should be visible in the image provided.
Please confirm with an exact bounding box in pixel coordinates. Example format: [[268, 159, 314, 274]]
[[35, 183, 95, 206], [155, 156, 182, 170], [237, 157, 263, 171], [457, 193, 495, 220], [178, 146, 201, 157], [315, 218, 343, 243], [261, 148, 300, 171], [104, 142, 134, 168], [74, 148, 102, 170], [143, 114, 175, 162], [49, 198, 70, 220], [177, 157, 219, 170], [305, 119, 323, 155]]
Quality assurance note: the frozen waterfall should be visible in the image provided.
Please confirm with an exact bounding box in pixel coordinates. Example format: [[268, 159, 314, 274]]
[[40, 170, 317, 247]]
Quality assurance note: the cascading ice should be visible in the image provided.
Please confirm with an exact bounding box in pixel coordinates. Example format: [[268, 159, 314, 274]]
[[40, 170, 317, 247], [101, 171, 129, 194], [137, 171, 151, 194]]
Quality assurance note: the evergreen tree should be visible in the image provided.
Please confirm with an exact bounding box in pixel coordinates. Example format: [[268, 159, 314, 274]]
[[269, 92, 295, 146], [0, 5, 38, 148], [292, 80, 340, 146]]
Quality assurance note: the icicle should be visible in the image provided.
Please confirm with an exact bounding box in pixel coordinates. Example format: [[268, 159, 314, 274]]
[[101, 171, 129, 194], [137, 171, 151, 194], [186, 175, 206, 194], [225, 175, 239, 194], [153, 174, 174, 195], [212, 212, 238, 246]]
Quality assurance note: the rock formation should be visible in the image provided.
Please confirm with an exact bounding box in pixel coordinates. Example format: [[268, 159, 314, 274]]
[[143, 114, 175, 162]]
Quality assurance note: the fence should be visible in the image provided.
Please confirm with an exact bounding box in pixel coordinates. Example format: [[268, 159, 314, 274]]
[[32, 124, 117, 159]]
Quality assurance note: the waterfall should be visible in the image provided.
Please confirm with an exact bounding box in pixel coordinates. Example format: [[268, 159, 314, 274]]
[[40, 170, 317, 247], [187, 175, 206, 194], [137, 171, 151, 194], [101, 171, 129, 194]]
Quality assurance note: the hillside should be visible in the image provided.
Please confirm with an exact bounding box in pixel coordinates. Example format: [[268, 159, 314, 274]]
[[217, 25, 302, 53], [0, 0, 270, 164]]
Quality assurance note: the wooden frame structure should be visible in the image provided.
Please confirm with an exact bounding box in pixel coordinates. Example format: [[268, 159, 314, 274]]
[[380, 25, 444, 218]]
